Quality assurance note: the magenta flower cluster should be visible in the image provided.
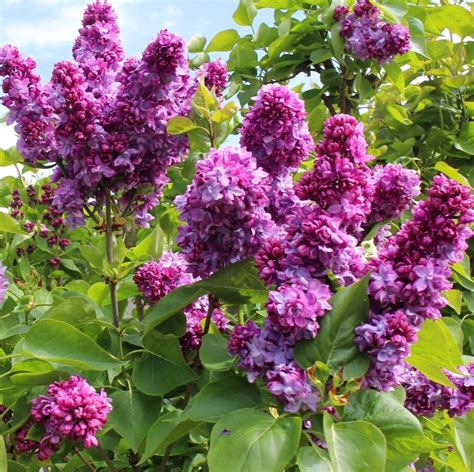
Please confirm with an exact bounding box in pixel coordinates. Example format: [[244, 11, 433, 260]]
[[196, 59, 228, 98], [240, 84, 314, 176], [403, 364, 474, 417], [134, 251, 228, 350], [176, 146, 275, 277], [295, 114, 376, 236], [18, 375, 111, 460], [335, 0, 411, 64], [369, 164, 421, 222], [356, 175, 474, 390], [0, 1, 194, 227]]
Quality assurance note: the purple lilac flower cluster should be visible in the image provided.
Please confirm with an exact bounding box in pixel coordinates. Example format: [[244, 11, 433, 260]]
[[17, 376, 111, 461], [356, 175, 474, 390], [403, 364, 474, 417], [72, 0, 124, 93], [0, 1, 194, 227], [295, 114, 375, 236], [369, 164, 421, 222], [0, 45, 57, 164], [240, 84, 314, 176], [335, 0, 411, 64], [176, 146, 275, 277], [134, 251, 228, 350], [229, 320, 318, 412], [196, 59, 228, 98]]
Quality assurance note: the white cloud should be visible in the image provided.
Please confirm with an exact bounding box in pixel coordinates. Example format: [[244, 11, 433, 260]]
[[0, 123, 17, 149], [0, 3, 85, 49]]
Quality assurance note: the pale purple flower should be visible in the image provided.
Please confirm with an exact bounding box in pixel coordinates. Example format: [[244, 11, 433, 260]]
[[266, 363, 319, 413], [0, 264, 8, 302], [266, 278, 331, 339]]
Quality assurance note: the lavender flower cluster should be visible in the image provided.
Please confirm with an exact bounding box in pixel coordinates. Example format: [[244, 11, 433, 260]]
[[335, 0, 411, 64], [0, 264, 8, 302], [404, 364, 474, 417], [134, 251, 228, 350], [175, 146, 275, 277], [18, 375, 111, 460], [356, 175, 474, 390], [0, 1, 229, 227]]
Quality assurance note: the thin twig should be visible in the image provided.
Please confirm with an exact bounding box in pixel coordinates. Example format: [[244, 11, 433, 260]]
[[84, 205, 100, 224], [97, 444, 118, 472], [74, 447, 96, 472], [105, 187, 120, 327], [322, 94, 337, 116]]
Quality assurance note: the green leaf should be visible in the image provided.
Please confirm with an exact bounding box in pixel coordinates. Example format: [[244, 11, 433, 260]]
[[188, 34, 207, 53], [326, 420, 386, 472], [295, 273, 370, 373], [330, 23, 344, 61], [79, 245, 104, 272], [453, 411, 474, 469], [0, 435, 7, 472], [167, 116, 199, 135], [407, 319, 464, 387], [386, 104, 409, 124], [183, 376, 263, 422], [208, 408, 301, 472], [297, 446, 332, 472], [133, 333, 198, 396], [207, 29, 240, 52], [0, 148, 22, 167], [198, 259, 268, 304], [374, 0, 407, 22], [144, 259, 268, 335], [444, 289, 463, 315], [455, 122, 474, 155], [141, 410, 200, 463], [7, 462, 28, 472], [342, 355, 370, 381], [343, 390, 436, 470], [233, 0, 257, 26], [43, 295, 96, 327], [310, 49, 332, 65], [442, 318, 464, 356], [0, 212, 28, 235], [434, 162, 470, 187], [426, 6, 474, 38], [22, 320, 122, 371], [407, 16, 427, 57], [133, 225, 165, 259], [200, 333, 235, 371], [108, 390, 162, 452], [211, 102, 239, 124], [144, 285, 206, 335]]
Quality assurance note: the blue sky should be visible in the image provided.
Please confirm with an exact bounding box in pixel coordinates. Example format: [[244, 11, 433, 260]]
[[0, 0, 272, 153]]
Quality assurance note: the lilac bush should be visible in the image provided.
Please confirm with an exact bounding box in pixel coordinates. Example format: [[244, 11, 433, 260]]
[[0, 0, 473, 470]]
